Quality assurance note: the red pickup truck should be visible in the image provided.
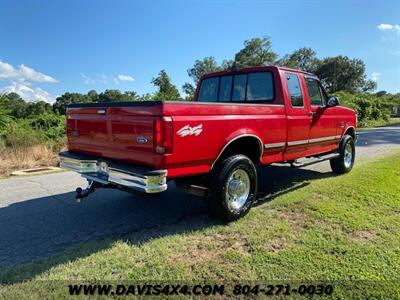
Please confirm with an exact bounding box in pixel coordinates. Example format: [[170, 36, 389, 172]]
[[59, 66, 357, 221]]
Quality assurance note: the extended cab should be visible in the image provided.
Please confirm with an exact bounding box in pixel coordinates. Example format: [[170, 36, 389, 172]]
[[59, 66, 357, 221]]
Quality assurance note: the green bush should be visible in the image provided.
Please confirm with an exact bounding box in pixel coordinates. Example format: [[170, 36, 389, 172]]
[[28, 113, 65, 141], [0, 94, 13, 131], [334, 91, 394, 127], [1, 121, 45, 148]]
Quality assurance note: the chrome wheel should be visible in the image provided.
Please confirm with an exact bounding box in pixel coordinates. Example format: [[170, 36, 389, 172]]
[[344, 143, 353, 168], [225, 169, 250, 212]]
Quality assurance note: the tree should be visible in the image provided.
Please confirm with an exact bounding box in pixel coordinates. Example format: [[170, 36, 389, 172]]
[[277, 47, 320, 73], [182, 82, 196, 100], [0, 93, 13, 130], [376, 90, 387, 97], [124, 91, 140, 101], [87, 90, 99, 102], [4, 92, 28, 118], [362, 80, 378, 93], [152, 70, 180, 100], [233, 36, 277, 68], [137, 93, 154, 101], [187, 57, 220, 83], [315, 56, 376, 93], [53, 92, 91, 115], [98, 89, 136, 102], [28, 101, 52, 116], [183, 57, 221, 99]]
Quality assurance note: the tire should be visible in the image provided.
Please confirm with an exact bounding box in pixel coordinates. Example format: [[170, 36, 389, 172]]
[[330, 134, 355, 174], [207, 154, 257, 222]]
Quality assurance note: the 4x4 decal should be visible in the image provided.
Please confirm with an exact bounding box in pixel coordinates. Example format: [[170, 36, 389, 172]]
[[177, 124, 203, 137]]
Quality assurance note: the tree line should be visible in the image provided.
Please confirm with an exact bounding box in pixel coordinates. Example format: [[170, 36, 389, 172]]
[[1, 35, 399, 134]]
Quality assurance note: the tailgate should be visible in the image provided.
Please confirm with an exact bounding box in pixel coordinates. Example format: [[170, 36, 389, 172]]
[[66, 103, 161, 167]]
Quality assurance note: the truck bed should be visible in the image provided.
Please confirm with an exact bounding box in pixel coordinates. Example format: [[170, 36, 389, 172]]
[[66, 100, 287, 177]]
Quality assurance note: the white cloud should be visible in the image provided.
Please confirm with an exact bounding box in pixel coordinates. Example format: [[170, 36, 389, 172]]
[[1, 81, 56, 103], [80, 72, 95, 84], [117, 74, 134, 82], [98, 74, 108, 83], [371, 72, 381, 82], [0, 59, 58, 103], [377, 23, 400, 32], [0, 60, 58, 83], [81, 73, 134, 85]]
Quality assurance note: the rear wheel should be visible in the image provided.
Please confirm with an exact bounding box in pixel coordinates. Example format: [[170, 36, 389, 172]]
[[207, 154, 257, 222], [330, 135, 355, 174]]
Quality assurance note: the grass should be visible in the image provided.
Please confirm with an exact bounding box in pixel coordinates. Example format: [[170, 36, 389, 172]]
[[0, 144, 60, 177], [0, 152, 399, 298]]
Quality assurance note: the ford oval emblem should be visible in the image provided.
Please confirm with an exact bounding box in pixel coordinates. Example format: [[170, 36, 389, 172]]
[[137, 136, 148, 144]]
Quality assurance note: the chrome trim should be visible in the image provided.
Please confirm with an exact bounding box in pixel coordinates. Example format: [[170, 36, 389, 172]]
[[264, 142, 286, 149], [287, 139, 308, 146], [287, 135, 341, 147], [211, 134, 263, 169], [308, 136, 338, 143], [59, 155, 167, 193], [59, 156, 98, 173]]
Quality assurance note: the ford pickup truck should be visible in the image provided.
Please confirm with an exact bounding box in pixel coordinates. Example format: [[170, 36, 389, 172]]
[[59, 66, 357, 221]]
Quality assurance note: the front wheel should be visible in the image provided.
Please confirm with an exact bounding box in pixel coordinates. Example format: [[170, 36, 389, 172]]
[[207, 154, 257, 222], [330, 135, 355, 174]]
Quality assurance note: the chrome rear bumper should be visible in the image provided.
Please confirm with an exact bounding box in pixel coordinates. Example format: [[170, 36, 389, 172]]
[[59, 151, 167, 193]]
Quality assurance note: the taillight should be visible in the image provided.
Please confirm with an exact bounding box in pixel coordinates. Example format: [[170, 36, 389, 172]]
[[154, 116, 173, 154]]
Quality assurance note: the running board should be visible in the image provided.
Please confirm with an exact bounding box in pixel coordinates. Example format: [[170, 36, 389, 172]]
[[291, 153, 340, 168]]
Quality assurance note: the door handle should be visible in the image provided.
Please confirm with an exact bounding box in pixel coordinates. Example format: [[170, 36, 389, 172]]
[[308, 111, 316, 116]]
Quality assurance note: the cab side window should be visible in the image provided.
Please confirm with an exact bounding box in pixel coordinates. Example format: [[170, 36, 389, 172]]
[[286, 73, 303, 107], [306, 78, 325, 106], [197, 77, 219, 102]]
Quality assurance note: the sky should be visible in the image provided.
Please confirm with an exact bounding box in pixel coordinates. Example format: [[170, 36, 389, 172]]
[[0, 0, 399, 103]]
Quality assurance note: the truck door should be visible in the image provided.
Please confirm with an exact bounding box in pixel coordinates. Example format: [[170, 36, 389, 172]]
[[283, 72, 311, 161], [304, 77, 338, 155]]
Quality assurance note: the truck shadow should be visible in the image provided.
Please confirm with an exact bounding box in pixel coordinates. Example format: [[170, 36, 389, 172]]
[[0, 163, 334, 284], [255, 164, 334, 205]]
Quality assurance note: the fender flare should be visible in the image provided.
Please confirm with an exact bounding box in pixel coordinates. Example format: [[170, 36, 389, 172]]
[[211, 134, 263, 169], [341, 126, 356, 141]]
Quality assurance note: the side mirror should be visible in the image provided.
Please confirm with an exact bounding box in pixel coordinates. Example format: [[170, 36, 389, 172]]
[[327, 96, 340, 107]]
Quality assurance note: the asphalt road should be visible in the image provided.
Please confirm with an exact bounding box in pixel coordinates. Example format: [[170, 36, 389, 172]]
[[0, 125, 399, 270]]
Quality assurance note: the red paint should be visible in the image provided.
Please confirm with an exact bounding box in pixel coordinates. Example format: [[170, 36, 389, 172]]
[[66, 66, 356, 178]]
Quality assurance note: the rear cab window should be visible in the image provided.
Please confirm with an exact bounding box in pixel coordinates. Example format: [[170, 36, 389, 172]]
[[286, 73, 304, 107], [232, 74, 247, 101], [247, 72, 274, 101], [218, 76, 233, 101], [197, 71, 275, 103]]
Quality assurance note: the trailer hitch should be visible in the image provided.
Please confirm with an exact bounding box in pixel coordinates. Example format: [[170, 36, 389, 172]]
[[76, 180, 98, 202], [75, 179, 144, 202]]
